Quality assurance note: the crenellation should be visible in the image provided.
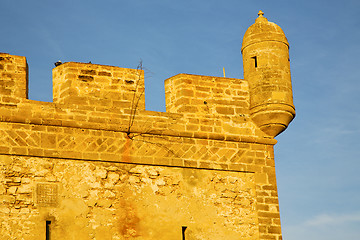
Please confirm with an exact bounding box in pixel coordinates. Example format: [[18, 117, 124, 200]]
[[165, 74, 250, 118], [52, 62, 145, 112], [0, 53, 28, 101]]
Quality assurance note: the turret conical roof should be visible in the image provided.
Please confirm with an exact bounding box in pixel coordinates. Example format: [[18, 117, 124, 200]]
[[241, 11, 289, 52]]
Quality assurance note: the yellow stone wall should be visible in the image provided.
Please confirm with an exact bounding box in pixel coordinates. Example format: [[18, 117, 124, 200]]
[[1, 155, 260, 240], [0, 12, 294, 240]]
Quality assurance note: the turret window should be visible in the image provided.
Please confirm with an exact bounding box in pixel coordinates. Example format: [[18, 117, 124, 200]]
[[251, 56, 258, 68]]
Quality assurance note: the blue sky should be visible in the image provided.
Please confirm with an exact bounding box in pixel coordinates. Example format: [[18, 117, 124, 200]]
[[1, 0, 360, 239]]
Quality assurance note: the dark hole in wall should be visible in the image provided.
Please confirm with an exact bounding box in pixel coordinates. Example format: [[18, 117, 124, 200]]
[[251, 56, 258, 68], [46, 221, 51, 240], [182, 226, 187, 240]]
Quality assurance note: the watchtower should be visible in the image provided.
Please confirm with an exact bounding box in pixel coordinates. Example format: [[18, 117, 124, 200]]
[[242, 11, 295, 137]]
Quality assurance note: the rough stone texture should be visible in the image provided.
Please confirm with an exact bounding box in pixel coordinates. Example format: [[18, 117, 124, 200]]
[[0, 156, 259, 240], [0, 12, 294, 240]]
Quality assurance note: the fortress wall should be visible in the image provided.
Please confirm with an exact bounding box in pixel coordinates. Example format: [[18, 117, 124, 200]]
[[0, 139, 279, 240], [0, 51, 283, 240], [0, 120, 281, 240], [0, 156, 260, 240]]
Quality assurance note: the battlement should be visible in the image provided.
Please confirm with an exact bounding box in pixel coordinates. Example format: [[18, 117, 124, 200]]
[[0, 52, 273, 146], [0, 32, 295, 140], [0, 52, 250, 118]]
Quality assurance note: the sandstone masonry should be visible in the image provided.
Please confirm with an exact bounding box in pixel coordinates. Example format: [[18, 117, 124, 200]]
[[0, 12, 295, 240]]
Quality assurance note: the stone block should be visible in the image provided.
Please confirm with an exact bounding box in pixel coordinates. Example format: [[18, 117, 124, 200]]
[[17, 184, 32, 194], [7, 186, 17, 194]]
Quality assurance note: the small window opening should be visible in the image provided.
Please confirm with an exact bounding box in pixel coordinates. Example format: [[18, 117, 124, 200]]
[[251, 56, 258, 68], [182, 226, 187, 240], [46, 221, 51, 240]]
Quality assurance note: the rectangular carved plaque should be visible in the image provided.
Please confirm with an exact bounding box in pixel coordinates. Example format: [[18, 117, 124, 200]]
[[36, 183, 58, 207]]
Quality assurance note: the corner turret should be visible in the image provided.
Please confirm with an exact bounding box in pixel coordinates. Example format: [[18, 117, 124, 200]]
[[242, 11, 295, 137]]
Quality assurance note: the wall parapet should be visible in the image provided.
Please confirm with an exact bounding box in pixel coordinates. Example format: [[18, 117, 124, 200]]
[[0, 52, 276, 149], [0, 99, 276, 146]]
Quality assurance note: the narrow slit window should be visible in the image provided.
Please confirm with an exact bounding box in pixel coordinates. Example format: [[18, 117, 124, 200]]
[[182, 226, 187, 240], [251, 56, 258, 68], [46, 221, 51, 240]]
